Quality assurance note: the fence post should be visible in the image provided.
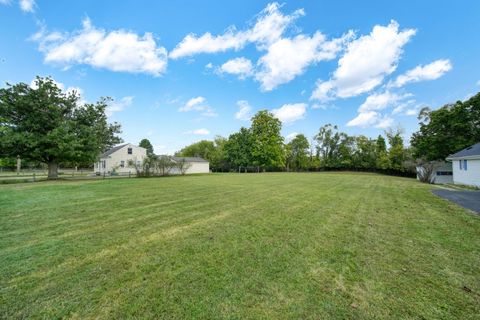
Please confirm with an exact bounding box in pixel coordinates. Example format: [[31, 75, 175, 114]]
[[103, 172, 105, 179], [33, 173, 36, 182], [129, 171, 131, 178]]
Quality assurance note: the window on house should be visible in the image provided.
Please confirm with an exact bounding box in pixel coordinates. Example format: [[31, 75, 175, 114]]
[[464, 159, 468, 171], [102, 160, 106, 169], [459, 160, 462, 170], [128, 148, 133, 155], [120, 160, 125, 168]]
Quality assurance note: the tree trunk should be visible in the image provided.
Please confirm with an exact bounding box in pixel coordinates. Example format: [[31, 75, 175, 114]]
[[48, 161, 59, 179]]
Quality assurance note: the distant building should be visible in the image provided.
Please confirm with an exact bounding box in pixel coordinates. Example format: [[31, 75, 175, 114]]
[[171, 157, 210, 174], [94, 144, 210, 175], [446, 142, 480, 187], [416, 161, 453, 184], [95, 143, 147, 174]]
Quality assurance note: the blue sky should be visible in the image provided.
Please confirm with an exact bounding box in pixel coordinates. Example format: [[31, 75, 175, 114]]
[[1, 0, 479, 154]]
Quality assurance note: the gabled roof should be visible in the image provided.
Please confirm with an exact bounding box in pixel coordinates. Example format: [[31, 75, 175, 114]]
[[100, 143, 128, 158], [446, 142, 480, 160], [172, 156, 209, 163]]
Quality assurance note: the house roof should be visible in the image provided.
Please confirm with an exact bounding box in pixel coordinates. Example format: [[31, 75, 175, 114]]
[[172, 156, 209, 163], [100, 143, 128, 158], [446, 142, 480, 160]]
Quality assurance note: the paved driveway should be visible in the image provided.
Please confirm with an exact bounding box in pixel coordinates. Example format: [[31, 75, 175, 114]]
[[432, 189, 480, 213]]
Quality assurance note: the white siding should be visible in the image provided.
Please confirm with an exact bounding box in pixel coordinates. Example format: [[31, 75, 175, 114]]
[[451, 159, 480, 187], [416, 162, 453, 184], [169, 162, 210, 174], [186, 162, 210, 174]]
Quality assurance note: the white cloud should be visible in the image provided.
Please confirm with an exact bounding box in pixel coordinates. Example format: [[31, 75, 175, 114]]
[[219, 57, 253, 79], [19, 0, 34, 12], [346, 111, 393, 129], [185, 128, 210, 135], [0, 0, 11, 5], [311, 103, 328, 110], [477, 80, 480, 87], [358, 91, 411, 112], [348, 91, 410, 128], [311, 20, 416, 101], [205, 62, 213, 69], [235, 100, 252, 121], [389, 59, 452, 88], [285, 132, 299, 142], [106, 96, 134, 117], [170, 2, 304, 59], [347, 111, 379, 128], [33, 18, 168, 76], [375, 115, 394, 128], [405, 109, 418, 116], [179, 96, 217, 117], [271, 103, 307, 124], [256, 31, 353, 91]]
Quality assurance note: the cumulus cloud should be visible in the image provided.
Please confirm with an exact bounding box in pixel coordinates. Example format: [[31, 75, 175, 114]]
[[346, 111, 393, 129], [347, 91, 410, 128], [185, 128, 210, 135], [19, 0, 34, 12], [256, 31, 353, 91], [311, 20, 416, 101], [32, 18, 168, 76], [170, 2, 304, 59], [235, 100, 253, 121], [271, 103, 307, 124], [106, 96, 134, 117], [219, 57, 253, 79], [179, 96, 217, 117], [389, 59, 452, 88], [358, 91, 411, 112]]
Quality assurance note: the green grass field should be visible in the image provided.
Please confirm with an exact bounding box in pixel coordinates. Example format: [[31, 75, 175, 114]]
[[1, 173, 479, 319]]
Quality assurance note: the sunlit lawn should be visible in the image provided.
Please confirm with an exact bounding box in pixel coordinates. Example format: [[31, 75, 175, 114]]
[[0, 173, 479, 319]]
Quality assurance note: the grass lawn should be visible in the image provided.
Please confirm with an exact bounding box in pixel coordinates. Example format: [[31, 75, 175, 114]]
[[0, 173, 479, 319]]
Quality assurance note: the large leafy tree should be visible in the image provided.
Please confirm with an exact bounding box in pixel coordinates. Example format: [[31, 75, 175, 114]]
[[314, 124, 351, 168], [411, 92, 480, 161], [250, 110, 285, 169], [0, 77, 122, 179], [286, 134, 310, 171], [375, 135, 390, 169], [353, 135, 377, 169], [386, 128, 406, 171], [225, 127, 253, 169], [139, 138, 154, 155], [175, 140, 216, 160]]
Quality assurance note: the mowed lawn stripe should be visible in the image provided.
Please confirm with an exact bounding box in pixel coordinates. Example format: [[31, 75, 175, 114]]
[[0, 173, 479, 319]]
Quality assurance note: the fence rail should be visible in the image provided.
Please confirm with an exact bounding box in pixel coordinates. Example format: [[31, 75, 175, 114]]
[[0, 169, 138, 184]]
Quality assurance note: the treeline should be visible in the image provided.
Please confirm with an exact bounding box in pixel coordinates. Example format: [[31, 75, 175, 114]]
[[177, 92, 480, 178], [176, 111, 415, 176]]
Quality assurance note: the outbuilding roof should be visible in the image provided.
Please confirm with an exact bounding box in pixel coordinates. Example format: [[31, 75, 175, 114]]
[[100, 143, 128, 158], [172, 156, 209, 163], [446, 142, 480, 160]]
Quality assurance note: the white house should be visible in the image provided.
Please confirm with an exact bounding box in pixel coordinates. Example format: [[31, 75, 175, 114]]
[[416, 161, 453, 184], [446, 142, 480, 187], [95, 143, 147, 174]]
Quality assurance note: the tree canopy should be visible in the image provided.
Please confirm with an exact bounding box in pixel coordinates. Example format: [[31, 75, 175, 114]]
[[411, 92, 480, 161], [139, 138, 154, 155], [0, 77, 122, 178], [250, 110, 285, 169]]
